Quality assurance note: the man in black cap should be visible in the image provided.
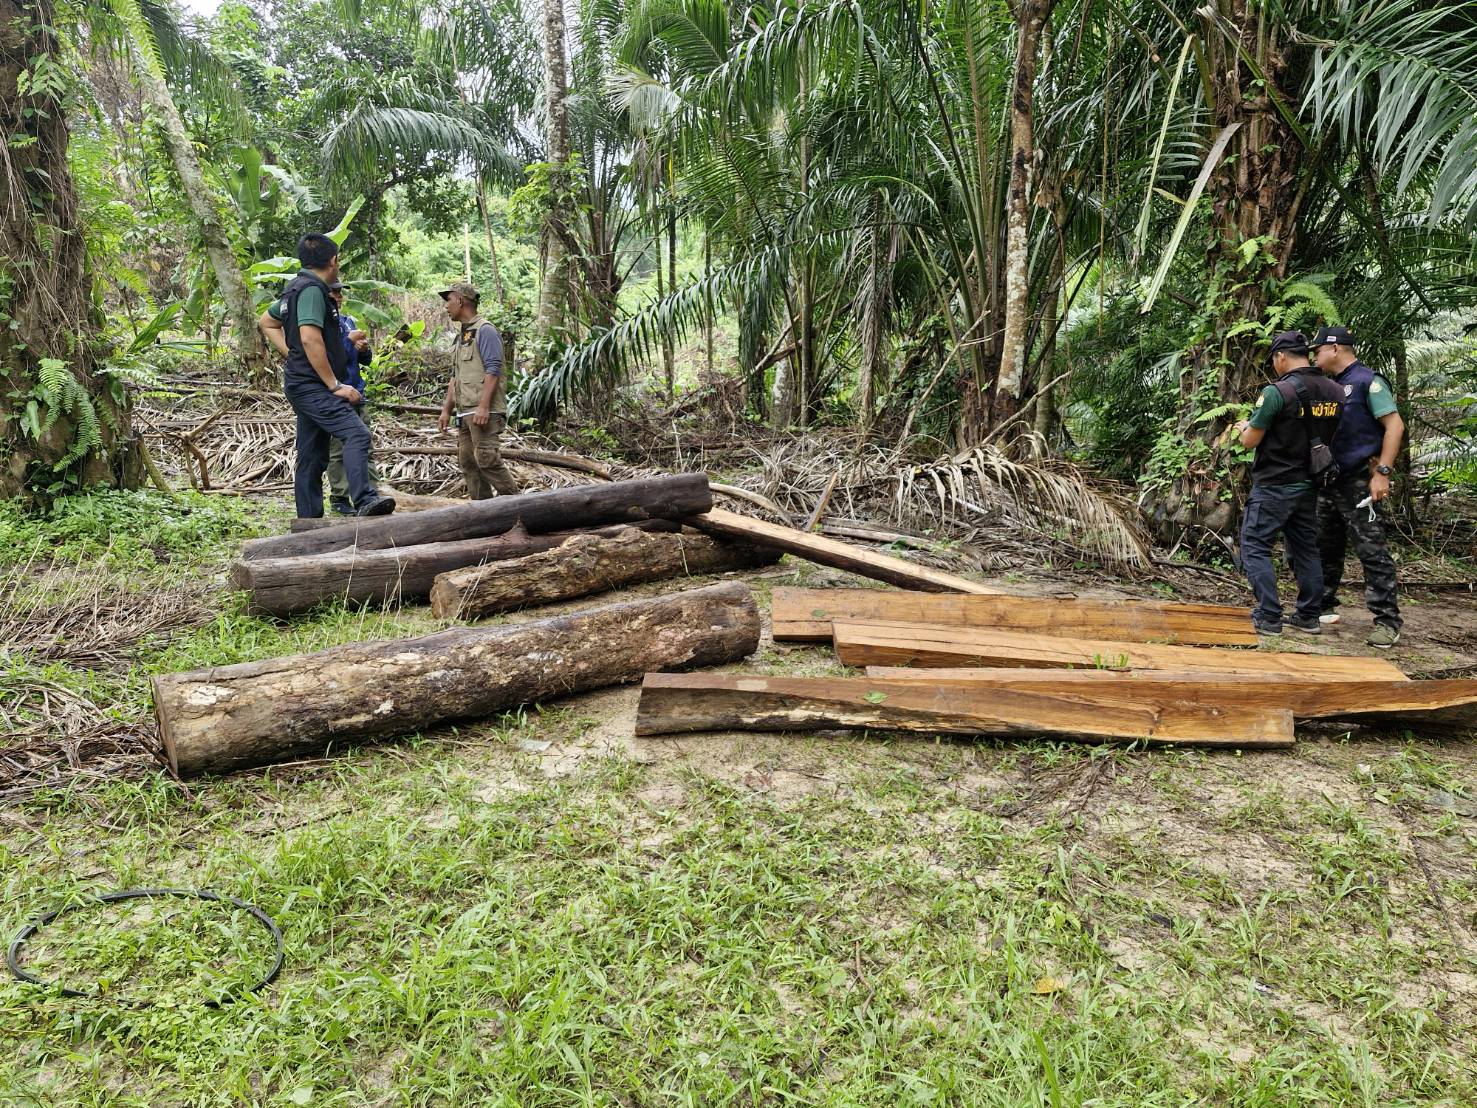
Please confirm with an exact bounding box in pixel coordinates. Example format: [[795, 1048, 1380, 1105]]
[[1231, 331, 1345, 636], [259, 234, 394, 519], [1311, 325, 1404, 647]]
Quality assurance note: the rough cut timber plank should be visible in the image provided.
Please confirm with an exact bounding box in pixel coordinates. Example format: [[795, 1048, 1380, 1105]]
[[862, 668, 1475, 730], [232, 520, 680, 617], [832, 620, 1407, 681], [430, 526, 779, 620], [153, 582, 759, 777], [241, 473, 712, 560], [635, 674, 1294, 747], [687, 507, 1000, 594], [772, 587, 1256, 646]]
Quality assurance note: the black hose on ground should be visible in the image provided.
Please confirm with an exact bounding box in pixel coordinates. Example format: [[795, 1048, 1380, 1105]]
[[6, 887, 284, 1007]]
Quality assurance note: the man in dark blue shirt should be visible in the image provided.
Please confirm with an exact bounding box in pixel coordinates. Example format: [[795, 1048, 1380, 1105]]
[[325, 282, 379, 515], [258, 233, 393, 519], [1311, 325, 1404, 647]]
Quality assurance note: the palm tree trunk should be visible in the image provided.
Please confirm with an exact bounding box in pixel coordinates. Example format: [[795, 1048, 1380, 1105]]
[[1155, 1, 1305, 537], [1, 0, 134, 497], [537, 0, 571, 343], [128, 33, 266, 378], [993, 0, 1055, 432]]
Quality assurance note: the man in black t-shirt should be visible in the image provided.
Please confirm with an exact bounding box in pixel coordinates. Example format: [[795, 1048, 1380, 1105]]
[[258, 234, 393, 519], [1230, 331, 1344, 636]]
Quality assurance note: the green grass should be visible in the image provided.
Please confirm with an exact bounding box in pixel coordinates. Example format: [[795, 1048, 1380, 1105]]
[[2, 491, 1476, 1105]]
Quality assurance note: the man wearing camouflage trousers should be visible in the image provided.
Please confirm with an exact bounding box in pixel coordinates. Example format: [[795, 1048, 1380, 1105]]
[[1311, 326, 1405, 647]]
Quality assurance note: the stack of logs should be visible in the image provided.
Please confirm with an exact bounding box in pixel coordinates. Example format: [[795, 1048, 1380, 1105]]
[[153, 471, 1476, 780]]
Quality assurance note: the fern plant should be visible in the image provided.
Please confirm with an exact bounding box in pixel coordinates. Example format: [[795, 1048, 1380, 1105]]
[[27, 359, 105, 471]]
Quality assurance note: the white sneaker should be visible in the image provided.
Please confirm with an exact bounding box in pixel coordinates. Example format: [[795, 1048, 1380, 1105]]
[[1319, 612, 1340, 625]]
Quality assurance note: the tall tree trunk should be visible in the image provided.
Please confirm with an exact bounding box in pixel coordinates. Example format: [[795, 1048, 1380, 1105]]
[[475, 180, 508, 303], [703, 222, 715, 374], [127, 28, 266, 379], [1154, 2, 1305, 537], [666, 204, 678, 396], [993, 0, 1055, 432], [1357, 151, 1416, 528], [536, 0, 571, 344], [656, 201, 673, 395], [1032, 191, 1067, 445], [1, 0, 135, 498]]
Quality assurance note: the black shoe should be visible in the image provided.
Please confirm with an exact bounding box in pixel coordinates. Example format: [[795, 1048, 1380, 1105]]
[[354, 494, 396, 517], [330, 498, 355, 516], [1252, 620, 1283, 637], [1285, 613, 1321, 635]]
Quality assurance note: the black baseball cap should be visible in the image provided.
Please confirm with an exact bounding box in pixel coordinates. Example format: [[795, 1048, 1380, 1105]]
[[328, 281, 344, 291], [1310, 325, 1355, 349], [1268, 331, 1309, 360]]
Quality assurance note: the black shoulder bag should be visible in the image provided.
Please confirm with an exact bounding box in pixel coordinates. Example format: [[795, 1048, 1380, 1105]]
[[1283, 375, 1342, 490]]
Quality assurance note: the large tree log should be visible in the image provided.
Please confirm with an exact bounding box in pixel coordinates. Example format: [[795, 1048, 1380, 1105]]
[[430, 526, 780, 620], [772, 587, 1256, 645], [688, 508, 999, 594], [861, 667, 1477, 732], [241, 474, 712, 560], [635, 674, 1293, 747], [232, 520, 681, 617], [154, 582, 759, 777], [832, 620, 1407, 681]]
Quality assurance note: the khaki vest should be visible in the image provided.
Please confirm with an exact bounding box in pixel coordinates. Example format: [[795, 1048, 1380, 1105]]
[[453, 317, 507, 413]]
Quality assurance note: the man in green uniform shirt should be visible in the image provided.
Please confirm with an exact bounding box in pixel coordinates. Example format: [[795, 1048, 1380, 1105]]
[[1231, 331, 1345, 636]]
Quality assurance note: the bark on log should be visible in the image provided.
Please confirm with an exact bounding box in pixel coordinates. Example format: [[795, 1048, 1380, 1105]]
[[635, 674, 1294, 747], [430, 526, 780, 620], [232, 520, 681, 617], [241, 473, 711, 560], [154, 582, 759, 777]]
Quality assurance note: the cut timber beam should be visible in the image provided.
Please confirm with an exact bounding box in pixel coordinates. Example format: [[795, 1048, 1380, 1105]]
[[241, 473, 711, 560], [635, 674, 1293, 747], [153, 582, 759, 777], [772, 587, 1255, 646], [430, 526, 778, 620], [231, 520, 679, 617], [832, 621, 1407, 681], [863, 668, 1477, 731], [687, 508, 998, 594]]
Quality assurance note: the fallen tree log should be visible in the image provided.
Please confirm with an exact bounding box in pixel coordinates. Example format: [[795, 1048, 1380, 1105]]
[[154, 582, 759, 777], [634, 674, 1294, 747], [860, 667, 1477, 732], [688, 507, 999, 594], [430, 526, 779, 620], [241, 473, 711, 560], [772, 587, 1256, 646], [832, 620, 1407, 681], [232, 520, 681, 617]]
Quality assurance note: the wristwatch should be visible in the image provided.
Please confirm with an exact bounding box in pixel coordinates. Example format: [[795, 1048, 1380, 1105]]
[[1375, 464, 1393, 476]]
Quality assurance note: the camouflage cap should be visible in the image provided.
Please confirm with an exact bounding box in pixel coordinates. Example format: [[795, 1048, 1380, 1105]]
[[437, 281, 480, 303]]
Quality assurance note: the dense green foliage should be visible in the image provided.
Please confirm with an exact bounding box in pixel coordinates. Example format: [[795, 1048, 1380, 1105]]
[[7, 0, 1476, 504]]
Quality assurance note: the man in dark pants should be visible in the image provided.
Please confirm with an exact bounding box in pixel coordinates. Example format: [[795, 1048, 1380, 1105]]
[[258, 234, 394, 519], [325, 282, 378, 515], [1232, 331, 1345, 636], [1311, 325, 1405, 647]]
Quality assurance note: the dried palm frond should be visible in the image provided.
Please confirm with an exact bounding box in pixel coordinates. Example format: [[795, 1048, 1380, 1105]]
[[895, 445, 1152, 568]]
